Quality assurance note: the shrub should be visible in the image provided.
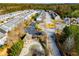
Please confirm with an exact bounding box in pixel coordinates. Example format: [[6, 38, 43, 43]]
[[0, 45, 7, 50], [61, 25, 79, 55], [60, 26, 72, 44], [71, 10, 79, 17], [8, 39, 24, 56], [69, 25, 79, 54]]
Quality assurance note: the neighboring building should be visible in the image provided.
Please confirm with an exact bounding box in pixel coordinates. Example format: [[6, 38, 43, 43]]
[[0, 17, 26, 46], [48, 11, 61, 20], [76, 18, 79, 24], [64, 18, 71, 25], [0, 10, 37, 46], [0, 32, 7, 45], [36, 11, 46, 22], [70, 18, 77, 24]]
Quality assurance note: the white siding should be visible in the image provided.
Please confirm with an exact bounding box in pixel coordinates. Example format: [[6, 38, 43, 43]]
[[0, 36, 7, 46]]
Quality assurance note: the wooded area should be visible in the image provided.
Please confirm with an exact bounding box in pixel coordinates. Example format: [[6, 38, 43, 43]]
[[0, 3, 79, 18]]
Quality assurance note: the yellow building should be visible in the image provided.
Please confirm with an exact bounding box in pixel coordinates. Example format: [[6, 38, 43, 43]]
[[45, 23, 56, 29]]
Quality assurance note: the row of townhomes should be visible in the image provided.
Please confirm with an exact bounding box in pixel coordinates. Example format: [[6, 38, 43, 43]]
[[0, 10, 38, 46]]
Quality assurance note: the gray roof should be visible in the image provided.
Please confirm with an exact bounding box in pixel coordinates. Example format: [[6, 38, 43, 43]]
[[0, 25, 10, 32], [0, 11, 30, 32], [0, 10, 37, 40], [0, 10, 37, 34], [0, 32, 5, 39]]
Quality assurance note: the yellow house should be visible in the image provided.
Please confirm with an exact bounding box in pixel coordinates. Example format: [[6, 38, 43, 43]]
[[45, 23, 56, 29]]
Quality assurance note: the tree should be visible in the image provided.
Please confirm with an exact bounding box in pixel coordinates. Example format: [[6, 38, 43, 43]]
[[59, 26, 72, 44], [71, 10, 79, 17]]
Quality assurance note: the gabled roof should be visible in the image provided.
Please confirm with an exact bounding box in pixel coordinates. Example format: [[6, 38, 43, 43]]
[[0, 25, 10, 32], [0, 32, 5, 39]]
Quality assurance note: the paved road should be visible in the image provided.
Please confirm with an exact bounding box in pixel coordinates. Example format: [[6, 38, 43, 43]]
[[44, 12, 61, 56], [20, 11, 63, 56], [25, 22, 61, 56], [29, 12, 60, 55], [45, 30, 61, 56]]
